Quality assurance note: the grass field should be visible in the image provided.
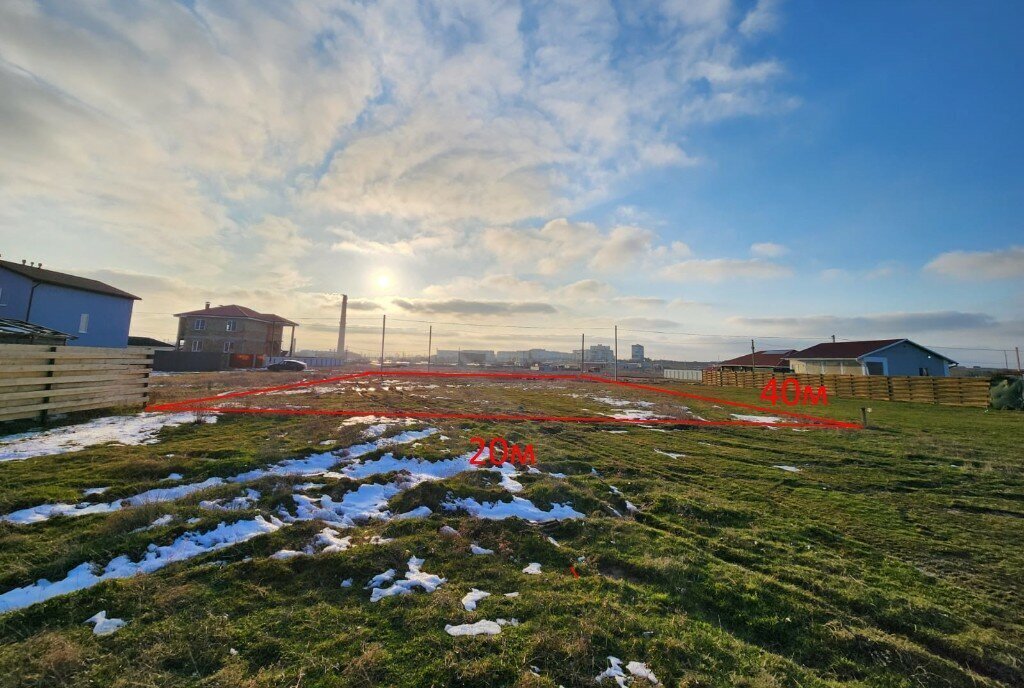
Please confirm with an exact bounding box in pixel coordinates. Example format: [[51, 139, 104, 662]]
[[0, 372, 1021, 687]]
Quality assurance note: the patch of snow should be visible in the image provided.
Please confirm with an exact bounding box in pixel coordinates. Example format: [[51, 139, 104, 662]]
[[83, 487, 109, 496], [625, 501, 640, 514], [0, 515, 284, 613], [522, 563, 542, 575], [161, 473, 183, 482], [654, 449, 685, 459], [200, 489, 260, 512], [439, 525, 459, 536], [547, 536, 561, 548], [596, 657, 660, 686], [394, 506, 432, 520], [470, 544, 494, 555], [504, 592, 519, 598], [496, 617, 518, 626], [731, 414, 785, 424], [445, 620, 502, 636], [85, 610, 126, 636], [366, 569, 396, 588], [291, 483, 400, 527], [271, 549, 304, 560], [461, 588, 490, 611], [369, 556, 445, 602], [295, 482, 325, 491], [309, 527, 352, 553], [340, 578, 353, 587], [0, 412, 218, 462], [444, 497, 585, 523], [773, 465, 801, 473]]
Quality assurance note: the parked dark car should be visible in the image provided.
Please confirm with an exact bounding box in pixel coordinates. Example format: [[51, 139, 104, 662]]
[[266, 360, 307, 372]]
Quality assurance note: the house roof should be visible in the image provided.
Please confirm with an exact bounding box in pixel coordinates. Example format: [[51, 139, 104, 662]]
[[127, 336, 174, 348], [0, 317, 75, 341], [174, 304, 299, 327], [719, 349, 796, 367], [0, 259, 140, 300], [790, 339, 957, 364]]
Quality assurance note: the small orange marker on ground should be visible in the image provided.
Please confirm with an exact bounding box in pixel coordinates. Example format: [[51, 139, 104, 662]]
[[570, 565, 580, 579]]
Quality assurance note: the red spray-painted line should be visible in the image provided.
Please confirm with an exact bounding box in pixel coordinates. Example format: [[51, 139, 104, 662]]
[[147, 370, 859, 430], [157, 404, 857, 429]]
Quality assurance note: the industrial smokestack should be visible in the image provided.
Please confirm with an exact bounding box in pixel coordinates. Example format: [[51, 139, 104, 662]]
[[337, 294, 348, 361]]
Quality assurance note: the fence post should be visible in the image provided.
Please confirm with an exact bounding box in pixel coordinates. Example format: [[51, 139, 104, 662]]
[[39, 346, 57, 424], [379, 314, 386, 379]]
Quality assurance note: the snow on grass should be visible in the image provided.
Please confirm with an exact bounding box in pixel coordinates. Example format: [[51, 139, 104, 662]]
[[2, 477, 227, 525], [0, 515, 283, 614], [470, 544, 494, 555], [596, 656, 661, 686], [161, 473, 183, 482], [85, 611, 126, 636], [3, 430, 435, 526], [504, 592, 519, 598], [199, 489, 260, 512], [730, 414, 785, 424], [522, 563, 542, 575], [369, 557, 445, 602], [592, 396, 655, 408], [445, 620, 502, 636], [291, 483, 400, 527], [310, 527, 352, 553], [0, 412, 218, 462], [393, 506, 432, 520], [461, 588, 490, 611], [443, 497, 585, 523], [654, 449, 685, 459], [83, 487, 109, 496], [773, 465, 801, 473]]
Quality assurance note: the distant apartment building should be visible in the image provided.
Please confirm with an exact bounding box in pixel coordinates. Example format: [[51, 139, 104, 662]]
[[0, 258, 139, 347], [174, 303, 298, 356], [631, 344, 645, 362], [434, 349, 496, 365], [574, 344, 614, 363]]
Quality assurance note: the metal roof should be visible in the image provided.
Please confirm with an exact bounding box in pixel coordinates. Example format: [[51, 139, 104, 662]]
[[0, 317, 75, 340], [719, 350, 796, 367], [0, 260, 140, 300], [790, 339, 957, 364]]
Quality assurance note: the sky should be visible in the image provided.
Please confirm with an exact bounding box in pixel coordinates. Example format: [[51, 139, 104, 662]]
[[0, 0, 1021, 365]]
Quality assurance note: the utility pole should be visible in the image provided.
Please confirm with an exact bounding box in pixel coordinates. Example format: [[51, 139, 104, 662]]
[[831, 334, 836, 343], [379, 314, 386, 379], [426, 325, 432, 372], [581, 333, 585, 373], [614, 325, 618, 381]]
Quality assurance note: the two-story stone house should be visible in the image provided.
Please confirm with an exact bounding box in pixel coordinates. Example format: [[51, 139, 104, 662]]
[[174, 303, 298, 356]]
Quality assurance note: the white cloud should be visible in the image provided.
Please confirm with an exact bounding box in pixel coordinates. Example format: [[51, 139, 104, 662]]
[[924, 246, 1024, 281], [659, 258, 791, 282], [739, 0, 783, 36], [750, 242, 788, 257]]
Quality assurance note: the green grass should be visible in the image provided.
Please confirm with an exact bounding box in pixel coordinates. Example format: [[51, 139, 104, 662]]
[[0, 375, 1021, 687]]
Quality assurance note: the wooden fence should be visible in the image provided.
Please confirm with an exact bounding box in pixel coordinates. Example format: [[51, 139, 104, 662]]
[[0, 344, 154, 422], [701, 369, 991, 408]]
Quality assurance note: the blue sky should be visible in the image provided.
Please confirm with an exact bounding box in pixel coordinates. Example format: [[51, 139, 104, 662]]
[[0, 0, 1020, 364]]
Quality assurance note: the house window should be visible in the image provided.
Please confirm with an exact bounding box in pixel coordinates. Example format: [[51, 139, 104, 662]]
[[226, 319, 237, 332], [190, 340, 202, 352], [223, 341, 234, 353], [919, 367, 930, 376], [865, 361, 885, 375], [194, 319, 206, 331], [79, 314, 89, 333]]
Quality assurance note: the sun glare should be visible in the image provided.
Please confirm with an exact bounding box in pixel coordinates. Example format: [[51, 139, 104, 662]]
[[374, 272, 392, 290]]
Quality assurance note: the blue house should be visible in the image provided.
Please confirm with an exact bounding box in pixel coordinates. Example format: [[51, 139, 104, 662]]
[[0, 259, 139, 348]]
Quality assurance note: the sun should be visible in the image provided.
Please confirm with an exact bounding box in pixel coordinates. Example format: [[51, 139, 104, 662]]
[[374, 272, 392, 290]]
